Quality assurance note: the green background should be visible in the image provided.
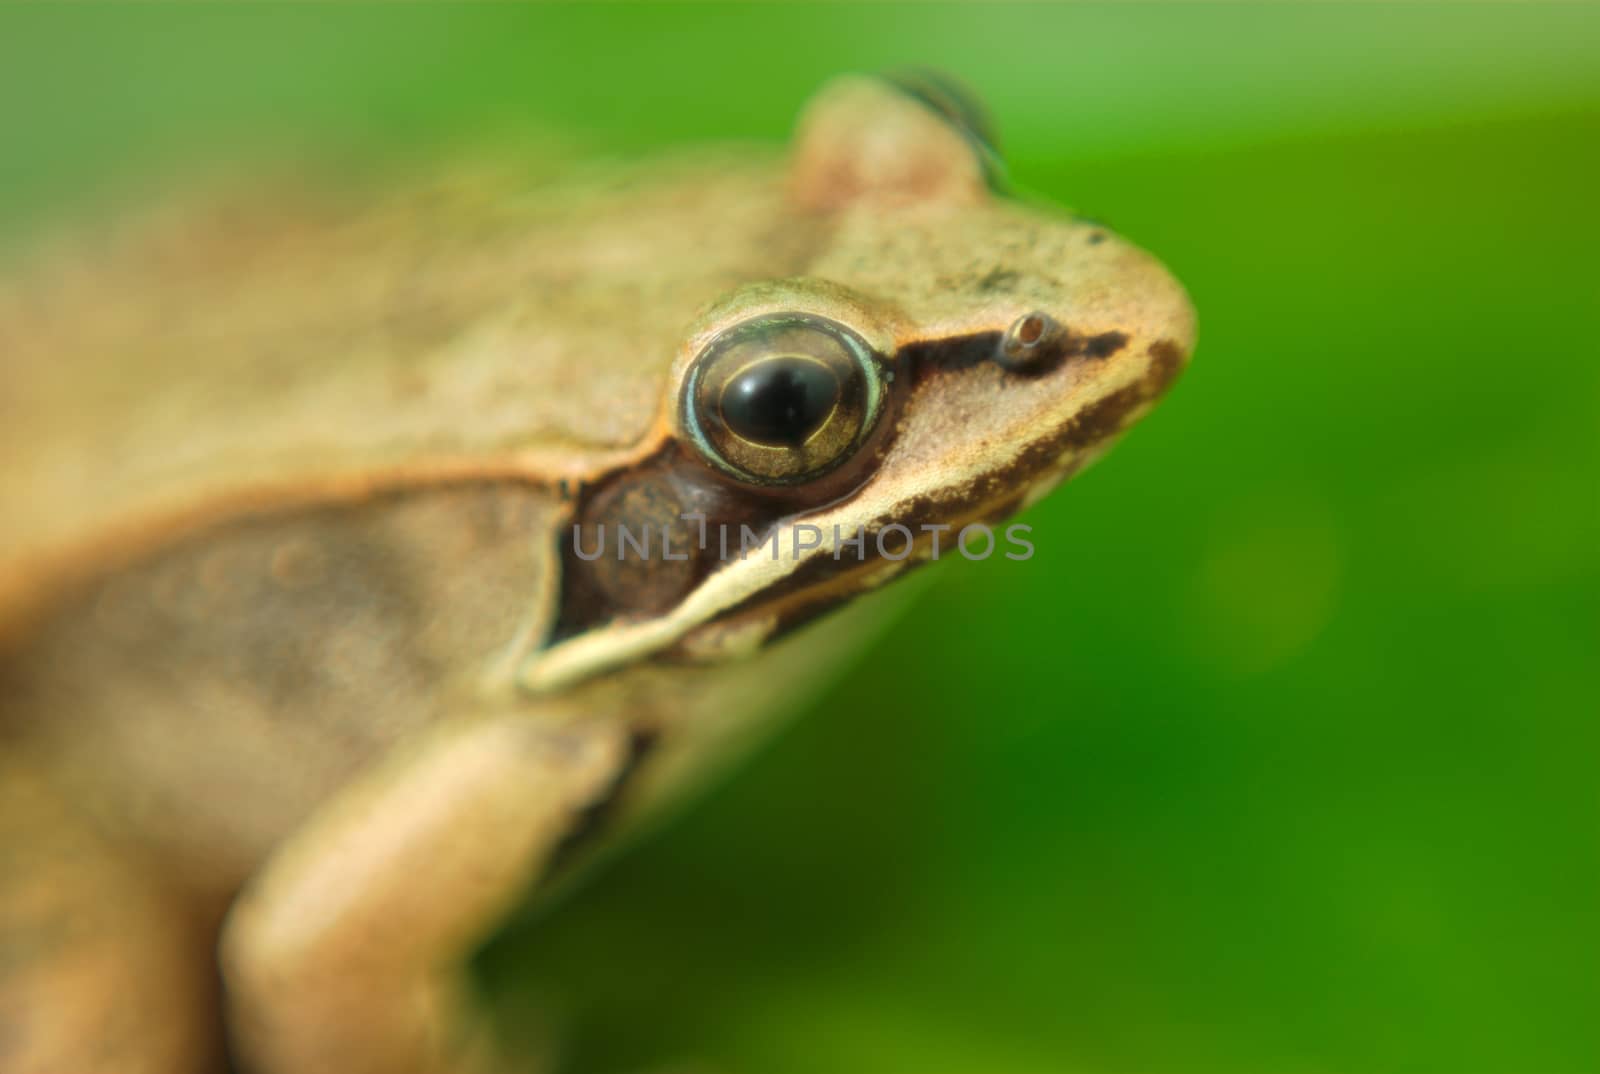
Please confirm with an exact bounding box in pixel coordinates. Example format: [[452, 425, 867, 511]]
[[3, 5, 1596, 1073]]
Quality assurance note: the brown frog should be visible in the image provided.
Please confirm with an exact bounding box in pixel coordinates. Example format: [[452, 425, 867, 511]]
[[0, 74, 1195, 1073]]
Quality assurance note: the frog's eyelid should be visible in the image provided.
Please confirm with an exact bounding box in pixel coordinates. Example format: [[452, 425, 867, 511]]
[[876, 67, 1010, 194]]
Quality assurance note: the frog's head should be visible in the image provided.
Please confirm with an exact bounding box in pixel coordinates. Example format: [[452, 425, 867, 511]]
[[521, 74, 1194, 693]]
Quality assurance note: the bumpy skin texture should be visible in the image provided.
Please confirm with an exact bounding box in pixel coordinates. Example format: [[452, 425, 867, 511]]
[[0, 76, 1194, 1073]]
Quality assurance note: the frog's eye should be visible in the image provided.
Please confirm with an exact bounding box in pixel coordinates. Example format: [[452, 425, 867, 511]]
[[681, 313, 888, 487]]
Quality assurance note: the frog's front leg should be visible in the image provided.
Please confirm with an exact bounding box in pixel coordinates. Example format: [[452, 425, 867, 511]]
[[0, 760, 225, 1074], [220, 715, 628, 1074]]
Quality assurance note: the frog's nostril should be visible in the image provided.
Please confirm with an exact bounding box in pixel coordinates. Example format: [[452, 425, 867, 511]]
[[997, 311, 1063, 371]]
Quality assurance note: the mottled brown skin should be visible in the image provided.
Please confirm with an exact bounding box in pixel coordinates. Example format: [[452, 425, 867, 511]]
[[0, 76, 1194, 1074]]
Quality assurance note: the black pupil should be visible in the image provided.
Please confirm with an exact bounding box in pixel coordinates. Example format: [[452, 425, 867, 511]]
[[721, 356, 839, 447]]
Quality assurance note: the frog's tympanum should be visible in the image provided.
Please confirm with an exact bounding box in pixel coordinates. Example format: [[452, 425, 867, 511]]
[[0, 76, 1194, 1074]]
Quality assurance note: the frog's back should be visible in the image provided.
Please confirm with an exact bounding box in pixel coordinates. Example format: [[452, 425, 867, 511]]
[[0, 146, 828, 898], [0, 148, 807, 626]]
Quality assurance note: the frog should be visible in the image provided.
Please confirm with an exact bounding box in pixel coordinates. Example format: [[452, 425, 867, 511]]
[[0, 73, 1195, 1074]]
